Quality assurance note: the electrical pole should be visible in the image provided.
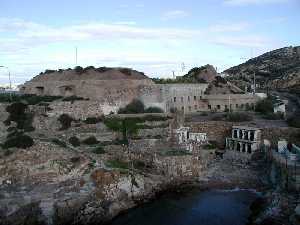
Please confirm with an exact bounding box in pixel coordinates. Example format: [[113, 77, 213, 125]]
[[172, 71, 175, 79], [75, 47, 78, 66]]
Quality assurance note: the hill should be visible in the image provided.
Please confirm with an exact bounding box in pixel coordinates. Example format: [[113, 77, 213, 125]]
[[225, 46, 300, 93]]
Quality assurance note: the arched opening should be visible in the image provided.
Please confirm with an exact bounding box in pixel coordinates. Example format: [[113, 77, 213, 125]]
[[242, 143, 246, 153], [234, 130, 238, 138], [247, 144, 252, 154], [239, 130, 243, 139], [35, 86, 45, 95], [250, 131, 255, 141], [237, 143, 241, 152]]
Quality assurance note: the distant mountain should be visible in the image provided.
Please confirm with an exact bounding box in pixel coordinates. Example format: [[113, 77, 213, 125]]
[[225, 46, 300, 93]]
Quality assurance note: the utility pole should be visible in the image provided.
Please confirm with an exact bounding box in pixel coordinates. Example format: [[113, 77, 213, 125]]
[[172, 71, 175, 79], [0, 66, 12, 101]]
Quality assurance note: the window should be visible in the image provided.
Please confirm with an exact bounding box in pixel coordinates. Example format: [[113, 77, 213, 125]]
[[174, 97, 176, 102], [236, 104, 239, 108], [188, 96, 190, 102], [241, 104, 244, 108], [194, 105, 197, 110], [208, 105, 212, 109], [194, 96, 197, 101], [225, 105, 228, 109], [181, 97, 184, 102], [200, 96, 202, 100], [217, 105, 221, 110], [181, 106, 184, 111]]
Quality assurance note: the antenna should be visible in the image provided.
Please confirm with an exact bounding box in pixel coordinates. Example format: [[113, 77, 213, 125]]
[[181, 62, 185, 72], [75, 47, 78, 65], [172, 71, 175, 79]]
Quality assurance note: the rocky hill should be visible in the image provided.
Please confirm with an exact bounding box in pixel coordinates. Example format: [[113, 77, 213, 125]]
[[225, 46, 300, 93]]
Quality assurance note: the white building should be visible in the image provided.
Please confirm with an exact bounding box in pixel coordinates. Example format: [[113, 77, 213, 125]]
[[175, 127, 208, 151]]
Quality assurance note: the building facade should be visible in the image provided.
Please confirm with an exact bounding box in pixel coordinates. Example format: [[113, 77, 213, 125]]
[[226, 126, 261, 154]]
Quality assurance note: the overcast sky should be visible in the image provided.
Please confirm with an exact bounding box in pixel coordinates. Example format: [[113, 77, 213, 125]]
[[0, 0, 299, 84]]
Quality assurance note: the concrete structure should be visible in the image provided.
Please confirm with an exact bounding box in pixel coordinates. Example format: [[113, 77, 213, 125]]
[[226, 126, 261, 154], [21, 67, 261, 115], [175, 126, 207, 151]]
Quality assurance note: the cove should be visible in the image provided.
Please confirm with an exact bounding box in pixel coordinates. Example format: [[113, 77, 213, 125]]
[[108, 188, 259, 225]]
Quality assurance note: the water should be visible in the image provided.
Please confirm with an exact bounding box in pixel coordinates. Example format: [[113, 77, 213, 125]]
[[109, 189, 258, 225]]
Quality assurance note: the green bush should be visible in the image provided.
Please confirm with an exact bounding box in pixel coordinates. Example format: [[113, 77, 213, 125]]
[[226, 112, 253, 122], [52, 138, 67, 148], [92, 146, 105, 154], [82, 136, 99, 145], [118, 99, 145, 114], [263, 112, 284, 120], [58, 114, 74, 130], [74, 66, 84, 74], [287, 113, 300, 128], [69, 136, 80, 147], [62, 96, 88, 102], [84, 117, 103, 124], [105, 159, 128, 170], [2, 133, 34, 149], [255, 98, 273, 114], [144, 107, 164, 113], [0, 93, 61, 104]]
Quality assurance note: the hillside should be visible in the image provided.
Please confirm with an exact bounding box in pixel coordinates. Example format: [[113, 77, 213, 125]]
[[30, 66, 150, 82], [225, 46, 300, 93]]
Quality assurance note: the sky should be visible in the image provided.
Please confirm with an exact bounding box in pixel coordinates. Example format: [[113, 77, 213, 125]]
[[0, 0, 299, 84]]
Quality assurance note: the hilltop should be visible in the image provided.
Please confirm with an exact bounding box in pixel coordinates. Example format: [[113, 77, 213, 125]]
[[225, 46, 300, 93]]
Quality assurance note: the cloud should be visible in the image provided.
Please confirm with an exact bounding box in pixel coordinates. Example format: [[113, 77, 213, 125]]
[[161, 10, 190, 20], [209, 22, 250, 32], [213, 35, 271, 47], [224, 0, 289, 6]]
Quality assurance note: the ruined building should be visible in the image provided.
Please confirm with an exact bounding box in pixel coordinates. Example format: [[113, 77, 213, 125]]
[[21, 67, 260, 114], [226, 126, 262, 154]]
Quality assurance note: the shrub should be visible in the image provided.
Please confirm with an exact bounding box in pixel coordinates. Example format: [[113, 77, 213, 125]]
[[62, 96, 88, 102], [106, 159, 128, 170], [226, 112, 253, 122], [58, 114, 74, 130], [287, 113, 300, 128], [52, 138, 67, 148], [263, 112, 284, 120], [69, 136, 80, 147], [2, 133, 34, 149], [82, 136, 99, 145], [255, 98, 273, 114], [144, 107, 164, 113], [118, 99, 145, 114], [119, 68, 132, 76], [84, 117, 103, 124], [92, 146, 105, 154], [74, 66, 84, 74]]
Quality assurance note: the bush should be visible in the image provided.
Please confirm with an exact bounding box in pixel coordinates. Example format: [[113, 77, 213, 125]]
[[84, 117, 103, 124], [105, 159, 128, 170], [62, 96, 88, 102], [287, 113, 300, 128], [92, 146, 105, 154], [226, 112, 253, 122], [52, 138, 67, 148], [74, 66, 84, 74], [58, 114, 74, 130], [263, 112, 284, 120], [2, 133, 34, 149], [255, 98, 273, 114], [119, 68, 132, 76], [69, 136, 80, 147], [82, 136, 99, 145], [118, 99, 145, 114], [144, 107, 164, 113]]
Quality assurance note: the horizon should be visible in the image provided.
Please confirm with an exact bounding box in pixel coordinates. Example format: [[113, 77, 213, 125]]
[[0, 0, 300, 84]]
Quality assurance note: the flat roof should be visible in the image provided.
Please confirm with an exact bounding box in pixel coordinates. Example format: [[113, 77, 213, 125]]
[[232, 126, 261, 130]]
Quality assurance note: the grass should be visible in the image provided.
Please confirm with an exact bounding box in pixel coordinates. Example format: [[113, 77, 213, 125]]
[[160, 149, 192, 156], [105, 159, 129, 170], [92, 146, 106, 154], [51, 138, 67, 148]]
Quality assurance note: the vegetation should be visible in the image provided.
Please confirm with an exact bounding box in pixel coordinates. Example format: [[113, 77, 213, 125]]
[[82, 136, 99, 145], [1, 133, 34, 149], [69, 136, 80, 147], [84, 117, 103, 124], [4, 102, 35, 131], [74, 66, 84, 74], [62, 96, 88, 102], [255, 97, 274, 114], [52, 138, 67, 148], [160, 149, 192, 156], [0, 93, 61, 104], [119, 68, 132, 76], [144, 106, 164, 113], [226, 112, 253, 122], [58, 114, 74, 130], [287, 113, 300, 128], [105, 159, 129, 170], [92, 146, 105, 154], [118, 99, 164, 114], [262, 112, 284, 120]]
